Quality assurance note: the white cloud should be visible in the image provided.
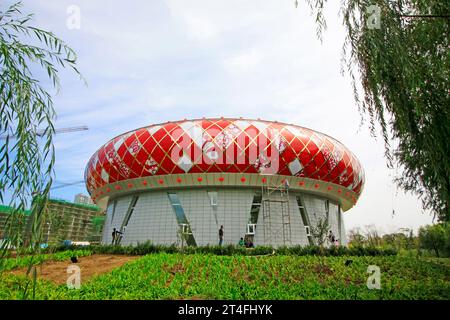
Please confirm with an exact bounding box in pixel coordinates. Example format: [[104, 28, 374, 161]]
[[223, 49, 263, 74], [183, 14, 217, 41]]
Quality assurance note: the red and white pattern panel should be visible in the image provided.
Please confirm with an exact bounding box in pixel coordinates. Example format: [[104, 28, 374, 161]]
[[85, 118, 364, 196]]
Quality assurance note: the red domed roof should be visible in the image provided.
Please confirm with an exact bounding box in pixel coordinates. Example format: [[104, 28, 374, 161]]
[[85, 118, 364, 205]]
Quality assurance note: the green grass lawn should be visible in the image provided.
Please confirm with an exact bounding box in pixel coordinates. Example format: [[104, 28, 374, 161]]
[[1, 253, 449, 300], [0, 250, 93, 272]]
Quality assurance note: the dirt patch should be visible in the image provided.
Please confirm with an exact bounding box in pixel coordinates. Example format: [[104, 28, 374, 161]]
[[314, 263, 334, 276], [163, 262, 186, 275], [9, 254, 138, 285], [162, 262, 186, 287], [344, 276, 364, 286]]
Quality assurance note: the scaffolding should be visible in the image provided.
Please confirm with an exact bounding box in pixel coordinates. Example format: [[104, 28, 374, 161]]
[[0, 199, 104, 246], [42, 199, 103, 244], [261, 179, 292, 245]]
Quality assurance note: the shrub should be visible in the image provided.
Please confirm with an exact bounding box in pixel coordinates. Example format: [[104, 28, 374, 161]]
[[419, 223, 450, 257], [40, 243, 397, 257]]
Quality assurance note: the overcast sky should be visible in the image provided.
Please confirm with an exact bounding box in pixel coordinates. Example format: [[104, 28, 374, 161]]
[[6, 0, 434, 234]]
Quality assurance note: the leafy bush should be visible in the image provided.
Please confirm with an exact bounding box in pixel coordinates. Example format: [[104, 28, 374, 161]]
[[42, 242, 397, 257], [419, 223, 450, 257]]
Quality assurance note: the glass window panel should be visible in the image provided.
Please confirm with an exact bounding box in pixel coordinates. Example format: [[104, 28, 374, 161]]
[[168, 193, 181, 205], [110, 200, 117, 225], [297, 195, 314, 245], [123, 196, 139, 228], [207, 191, 218, 206], [167, 192, 197, 246], [305, 226, 311, 236], [249, 192, 262, 224]]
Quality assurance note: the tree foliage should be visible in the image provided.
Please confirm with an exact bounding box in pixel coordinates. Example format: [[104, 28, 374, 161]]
[[0, 1, 81, 279], [302, 0, 449, 221], [310, 216, 330, 247], [347, 225, 418, 252], [418, 223, 450, 257]]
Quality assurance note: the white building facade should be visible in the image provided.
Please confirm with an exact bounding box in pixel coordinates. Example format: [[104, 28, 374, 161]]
[[100, 175, 347, 247]]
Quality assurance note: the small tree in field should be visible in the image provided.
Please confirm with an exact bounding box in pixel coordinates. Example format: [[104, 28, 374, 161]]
[[418, 223, 449, 257], [364, 224, 382, 247], [310, 216, 330, 248], [348, 227, 365, 247]]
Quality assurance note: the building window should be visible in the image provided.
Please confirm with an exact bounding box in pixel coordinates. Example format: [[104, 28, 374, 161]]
[[304, 226, 311, 236], [121, 196, 139, 229], [115, 196, 139, 244], [325, 200, 330, 221], [180, 223, 192, 235], [110, 200, 117, 225], [296, 195, 314, 245], [168, 193, 187, 224], [207, 191, 218, 207], [337, 205, 342, 243], [296, 196, 310, 226], [167, 193, 197, 246], [249, 192, 262, 224], [247, 224, 256, 235]]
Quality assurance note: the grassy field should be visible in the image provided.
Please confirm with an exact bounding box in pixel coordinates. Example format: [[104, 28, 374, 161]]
[[1, 253, 449, 300], [1, 250, 93, 272]]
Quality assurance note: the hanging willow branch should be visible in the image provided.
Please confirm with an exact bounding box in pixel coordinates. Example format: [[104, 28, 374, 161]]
[[0, 1, 82, 297], [398, 14, 450, 18], [298, 0, 449, 221]]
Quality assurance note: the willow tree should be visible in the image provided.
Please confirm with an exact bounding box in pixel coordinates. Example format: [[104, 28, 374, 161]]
[[0, 1, 81, 268], [302, 0, 449, 221]]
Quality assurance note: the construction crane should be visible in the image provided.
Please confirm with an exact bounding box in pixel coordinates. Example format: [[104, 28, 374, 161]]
[[0, 126, 88, 140], [1, 126, 90, 195], [30, 180, 86, 198], [50, 180, 85, 190]]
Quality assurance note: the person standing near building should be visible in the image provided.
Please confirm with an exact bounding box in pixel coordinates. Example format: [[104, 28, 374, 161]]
[[328, 230, 336, 246], [112, 228, 117, 245], [219, 225, 224, 246], [112, 228, 123, 245]]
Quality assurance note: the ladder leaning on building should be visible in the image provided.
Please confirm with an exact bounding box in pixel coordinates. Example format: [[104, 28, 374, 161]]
[[261, 179, 292, 246]]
